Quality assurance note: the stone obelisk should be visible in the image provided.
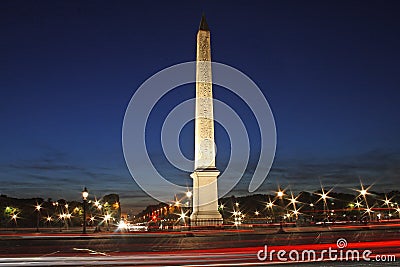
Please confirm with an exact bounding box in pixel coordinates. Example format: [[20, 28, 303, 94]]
[[190, 15, 223, 226]]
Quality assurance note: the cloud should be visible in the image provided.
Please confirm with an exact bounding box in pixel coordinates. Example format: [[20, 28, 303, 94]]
[[7, 163, 84, 171]]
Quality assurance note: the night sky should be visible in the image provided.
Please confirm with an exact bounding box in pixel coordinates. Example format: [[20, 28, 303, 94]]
[[1, 1, 400, 213]]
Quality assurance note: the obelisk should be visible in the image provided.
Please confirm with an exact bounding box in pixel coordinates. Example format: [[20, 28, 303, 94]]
[[190, 15, 223, 226]]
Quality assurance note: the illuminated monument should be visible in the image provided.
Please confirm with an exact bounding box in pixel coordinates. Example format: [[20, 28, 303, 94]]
[[190, 15, 223, 226]]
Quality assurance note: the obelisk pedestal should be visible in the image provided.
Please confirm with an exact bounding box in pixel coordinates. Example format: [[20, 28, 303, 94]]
[[190, 169, 222, 225], [190, 15, 223, 226]]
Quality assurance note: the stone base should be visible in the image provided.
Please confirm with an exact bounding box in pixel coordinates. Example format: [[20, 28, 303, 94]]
[[190, 210, 223, 226], [190, 168, 222, 227]]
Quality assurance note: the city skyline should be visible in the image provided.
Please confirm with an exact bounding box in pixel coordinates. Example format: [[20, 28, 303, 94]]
[[1, 1, 400, 213]]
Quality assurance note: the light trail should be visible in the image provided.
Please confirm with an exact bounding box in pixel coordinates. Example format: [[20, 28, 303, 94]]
[[1, 227, 400, 266], [0, 240, 399, 266]]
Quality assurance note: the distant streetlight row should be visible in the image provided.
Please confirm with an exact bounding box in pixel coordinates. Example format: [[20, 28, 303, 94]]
[[4, 187, 119, 232]]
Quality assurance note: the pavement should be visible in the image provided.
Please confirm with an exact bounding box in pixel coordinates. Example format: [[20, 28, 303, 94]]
[[1, 221, 400, 238], [0, 223, 399, 266]]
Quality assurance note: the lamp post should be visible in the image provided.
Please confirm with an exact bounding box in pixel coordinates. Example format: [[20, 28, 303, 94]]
[[35, 204, 42, 232], [11, 214, 18, 231], [186, 191, 192, 230], [104, 214, 111, 231], [276, 189, 285, 233], [310, 203, 315, 223], [82, 187, 89, 234], [58, 214, 63, 232]]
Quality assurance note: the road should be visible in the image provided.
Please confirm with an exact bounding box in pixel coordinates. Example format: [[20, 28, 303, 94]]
[[0, 224, 399, 266]]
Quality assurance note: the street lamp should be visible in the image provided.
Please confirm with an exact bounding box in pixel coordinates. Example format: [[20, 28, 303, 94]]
[[310, 203, 315, 222], [104, 213, 112, 231], [186, 191, 192, 230], [11, 214, 18, 231], [58, 214, 64, 232], [35, 204, 42, 232], [275, 187, 286, 232], [82, 187, 89, 234]]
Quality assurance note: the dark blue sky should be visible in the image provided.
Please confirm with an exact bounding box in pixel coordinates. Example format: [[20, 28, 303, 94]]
[[1, 1, 400, 213]]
